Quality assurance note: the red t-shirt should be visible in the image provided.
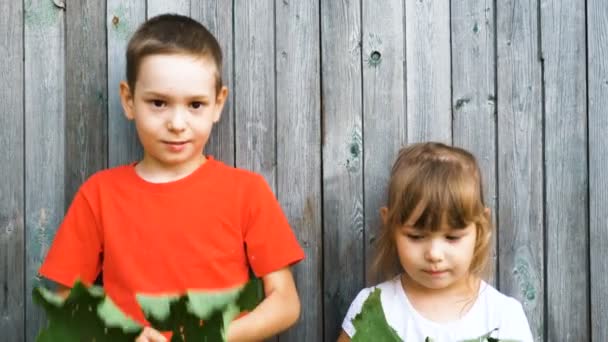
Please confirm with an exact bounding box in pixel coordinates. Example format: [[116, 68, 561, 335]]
[[39, 156, 305, 324]]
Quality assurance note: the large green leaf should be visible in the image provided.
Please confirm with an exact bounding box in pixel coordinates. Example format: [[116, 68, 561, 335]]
[[351, 288, 402, 342]]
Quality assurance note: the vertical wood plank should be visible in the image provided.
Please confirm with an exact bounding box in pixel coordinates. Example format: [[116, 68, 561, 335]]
[[361, 0, 406, 282], [541, 1, 589, 340], [234, 1, 276, 185], [65, 0, 107, 203], [0, 0, 24, 340], [405, 0, 451, 143], [451, 0, 497, 285], [24, 0, 65, 339], [496, 1, 544, 340], [588, 0, 608, 340], [146, 0, 190, 18], [191, 1, 235, 166], [275, 1, 322, 340], [108, 1, 145, 167], [321, 0, 364, 340]]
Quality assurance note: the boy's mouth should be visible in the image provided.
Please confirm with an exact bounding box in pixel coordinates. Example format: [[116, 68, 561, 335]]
[[162, 140, 189, 152]]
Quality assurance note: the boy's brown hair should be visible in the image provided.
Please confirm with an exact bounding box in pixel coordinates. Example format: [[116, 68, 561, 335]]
[[372, 142, 492, 282], [126, 14, 223, 94]]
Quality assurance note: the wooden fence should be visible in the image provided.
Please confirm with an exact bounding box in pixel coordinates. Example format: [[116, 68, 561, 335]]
[[1, 0, 606, 341]]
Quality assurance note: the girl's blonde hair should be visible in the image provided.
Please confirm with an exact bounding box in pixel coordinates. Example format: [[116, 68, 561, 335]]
[[371, 142, 492, 282]]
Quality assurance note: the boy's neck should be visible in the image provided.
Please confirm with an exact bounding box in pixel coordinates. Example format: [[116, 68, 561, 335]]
[[134, 154, 207, 183]]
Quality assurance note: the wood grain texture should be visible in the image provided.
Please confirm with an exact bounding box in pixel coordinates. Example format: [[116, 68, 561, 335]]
[[321, 0, 364, 340], [405, 0, 451, 143], [147, 0, 190, 18], [234, 0, 276, 185], [588, 0, 608, 340], [191, 0, 235, 166], [451, 0, 497, 286], [24, 0, 65, 339], [275, 1, 322, 340], [0, 0, 24, 340], [361, 0, 406, 283], [65, 0, 108, 203], [496, 1, 544, 340], [108, 0, 145, 167], [541, 0, 589, 340]]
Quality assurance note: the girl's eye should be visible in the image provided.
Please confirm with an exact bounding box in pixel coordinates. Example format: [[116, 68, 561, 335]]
[[446, 236, 461, 241], [151, 100, 165, 108], [406, 234, 424, 241]]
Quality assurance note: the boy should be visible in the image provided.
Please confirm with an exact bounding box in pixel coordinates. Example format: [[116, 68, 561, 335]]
[[39, 14, 304, 341]]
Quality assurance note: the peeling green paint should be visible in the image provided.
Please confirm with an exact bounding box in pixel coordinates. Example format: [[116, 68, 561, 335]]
[[346, 129, 362, 173], [512, 255, 538, 307], [25, 0, 62, 30], [109, 5, 133, 41], [473, 22, 480, 33]]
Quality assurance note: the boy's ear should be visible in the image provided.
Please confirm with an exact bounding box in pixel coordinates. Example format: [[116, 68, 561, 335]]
[[212, 86, 229, 123], [119, 81, 135, 120], [379, 207, 389, 225], [484, 207, 491, 219]]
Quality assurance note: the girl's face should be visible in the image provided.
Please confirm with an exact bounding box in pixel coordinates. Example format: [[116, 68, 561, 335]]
[[393, 218, 477, 292]]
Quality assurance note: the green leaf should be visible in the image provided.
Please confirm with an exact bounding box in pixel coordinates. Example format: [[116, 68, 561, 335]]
[[351, 288, 402, 342], [34, 277, 265, 342], [32, 280, 143, 342]]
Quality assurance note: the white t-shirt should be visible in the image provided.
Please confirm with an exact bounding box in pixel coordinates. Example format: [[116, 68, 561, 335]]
[[342, 276, 534, 342]]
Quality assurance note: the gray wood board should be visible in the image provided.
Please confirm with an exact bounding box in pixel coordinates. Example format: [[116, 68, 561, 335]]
[[24, 0, 65, 339], [405, 0, 451, 143], [0, 0, 24, 340], [321, 0, 364, 340], [588, 0, 608, 340], [541, 0, 589, 340], [496, 1, 545, 341], [275, 1, 322, 340]]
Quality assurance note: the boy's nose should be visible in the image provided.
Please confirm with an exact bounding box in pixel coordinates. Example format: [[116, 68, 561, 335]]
[[167, 110, 186, 131]]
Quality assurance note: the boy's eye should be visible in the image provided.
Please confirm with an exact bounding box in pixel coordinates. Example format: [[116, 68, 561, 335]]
[[191, 101, 205, 109]]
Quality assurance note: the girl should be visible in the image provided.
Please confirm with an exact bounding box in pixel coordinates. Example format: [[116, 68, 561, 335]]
[[338, 142, 534, 342]]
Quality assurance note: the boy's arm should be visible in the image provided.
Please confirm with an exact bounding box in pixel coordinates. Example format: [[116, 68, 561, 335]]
[[226, 267, 300, 342], [337, 330, 351, 342], [56, 284, 71, 299]]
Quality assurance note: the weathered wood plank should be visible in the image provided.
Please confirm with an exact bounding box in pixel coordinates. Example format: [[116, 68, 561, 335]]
[[588, 0, 608, 340], [451, 0, 497, 286], [108, 1, 145, 167], [147, 0, 190, 18], [405, 0, 451, 143], [541, 1, 589, 340], [234, 0, 276, 185], [361, 0, 406, 283], [0, 0, 24, 340], [24, 0, 65, 339], [191, 1, 235, 166], [496, 1, 544, 341], [65, 0, 107, 203], [321, 0, 364, 340], [275, 1, 322, 340]]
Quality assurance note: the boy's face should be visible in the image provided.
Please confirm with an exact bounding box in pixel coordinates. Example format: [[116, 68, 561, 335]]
[[120, 54, 227, 172]]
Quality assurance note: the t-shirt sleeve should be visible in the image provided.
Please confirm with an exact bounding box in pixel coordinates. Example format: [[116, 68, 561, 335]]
[[498, 298, 535, 342], [38, 189, 103, 287], [341, 288, 372, 337], [243, 174, 305, 277]]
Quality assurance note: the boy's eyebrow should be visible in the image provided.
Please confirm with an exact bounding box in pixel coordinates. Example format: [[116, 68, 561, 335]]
[[140, 91, 211, 100]]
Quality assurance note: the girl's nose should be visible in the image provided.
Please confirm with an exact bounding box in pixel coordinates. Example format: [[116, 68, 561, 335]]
[[424, 240, 444, 262]]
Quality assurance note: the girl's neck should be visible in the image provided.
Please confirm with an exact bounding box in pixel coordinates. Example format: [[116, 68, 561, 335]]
[[400, 273, 481, 323]]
